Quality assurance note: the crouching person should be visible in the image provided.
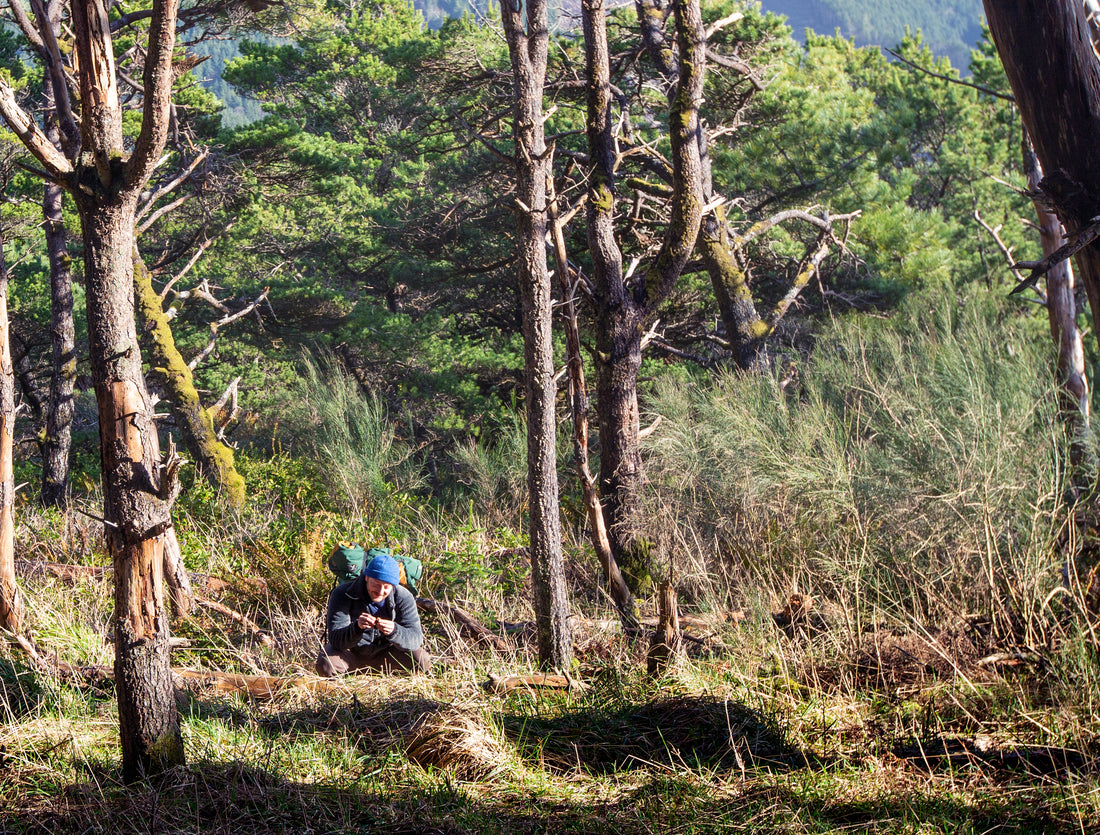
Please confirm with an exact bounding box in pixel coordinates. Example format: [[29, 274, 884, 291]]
[[316, 552, 431, 676]]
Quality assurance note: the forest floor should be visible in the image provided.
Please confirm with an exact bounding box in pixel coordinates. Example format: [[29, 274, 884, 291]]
[[2, 561, 1098, 834]]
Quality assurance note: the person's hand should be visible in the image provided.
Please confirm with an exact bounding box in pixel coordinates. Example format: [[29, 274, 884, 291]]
[[375, 617, 396, 636], [357, 612, 377, 630]]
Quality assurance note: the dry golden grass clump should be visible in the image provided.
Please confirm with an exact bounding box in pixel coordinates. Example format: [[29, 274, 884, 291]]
[[403, 705, 518, 782]]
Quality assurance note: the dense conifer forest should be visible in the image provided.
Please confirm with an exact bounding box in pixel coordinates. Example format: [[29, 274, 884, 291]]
[[0, 0, 1098, 832]]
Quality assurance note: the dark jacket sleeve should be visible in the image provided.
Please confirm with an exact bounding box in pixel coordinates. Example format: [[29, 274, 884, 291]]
[[386, 585, 424, 651], [325, 580, 365, 651]]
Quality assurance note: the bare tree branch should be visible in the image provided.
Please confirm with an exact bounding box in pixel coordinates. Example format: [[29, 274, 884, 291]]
[[126, 0, 181, 188], [187, 288, 270, 371], [1010, 216, 1100, 295], [0, 82, 73, 179], [884, 47, 1015, 102], [136, 149, 210, 225]]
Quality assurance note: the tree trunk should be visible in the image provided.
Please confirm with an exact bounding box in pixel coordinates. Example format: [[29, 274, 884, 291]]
[[502, 0, 572, 670], [583, 0, 647, 590], [0, 245, 21, 635], [75, 0, 184, 781], [38, 1, 77, 509], [646, 579, 682, 677], [133, 252, 246, 509], [82, 202, 183, 781], [583, 0, 705, 592], [547, 191, 639, 629], [701, 207, 769, 370], [42, 170, 76, 508], [0, 0, 186, 779], [983, 1, 1100, 355], [1022, 136, 1097, 492]]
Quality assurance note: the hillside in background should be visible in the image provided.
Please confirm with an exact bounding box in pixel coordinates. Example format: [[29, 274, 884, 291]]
[[200, 0, 983, 126], [415, 0, 986, 67], [760, 0, 984, 69]]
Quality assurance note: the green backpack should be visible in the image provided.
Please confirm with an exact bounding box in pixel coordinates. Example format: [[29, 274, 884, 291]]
[[327, 543, 424, 595]]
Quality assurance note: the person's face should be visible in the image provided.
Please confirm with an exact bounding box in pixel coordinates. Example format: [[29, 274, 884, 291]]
[[366, 576, 393, 602]]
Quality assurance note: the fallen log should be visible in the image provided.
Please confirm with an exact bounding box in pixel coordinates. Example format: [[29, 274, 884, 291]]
[[17, 560, 109, 582], [172, 669, 358, 699], [21, 661, 383, 700], [416, 597, 510, 652], [21, 560, 269, 597]]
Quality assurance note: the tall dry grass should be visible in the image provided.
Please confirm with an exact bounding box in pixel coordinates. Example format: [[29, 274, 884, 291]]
[[643, 295, 1078, 642]]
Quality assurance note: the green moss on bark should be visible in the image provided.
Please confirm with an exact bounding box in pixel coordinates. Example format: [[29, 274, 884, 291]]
[[132, 253, 246, 509]]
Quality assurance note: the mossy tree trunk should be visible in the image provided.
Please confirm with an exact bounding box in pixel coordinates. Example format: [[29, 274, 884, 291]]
[[502, 0, 573, 670], [582, 0, 705, 593], [133, 253, 246, 510]]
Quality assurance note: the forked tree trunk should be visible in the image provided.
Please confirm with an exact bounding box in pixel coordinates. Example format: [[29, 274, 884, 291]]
[[582, 0, 705, 592], [73, 0, 184, 781], [502, 0, 572, 669], [0, 0, 188, 779]]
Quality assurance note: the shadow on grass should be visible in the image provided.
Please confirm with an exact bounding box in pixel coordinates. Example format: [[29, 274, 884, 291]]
[[0, 759, 1077, 834], [893, 735, 1100, 780], [0, 657, 50, 720], [498, 694, 808, 774], [17, 690, 1076, 833], [179, 690, 806, 775], [181, 692, 451, 753]]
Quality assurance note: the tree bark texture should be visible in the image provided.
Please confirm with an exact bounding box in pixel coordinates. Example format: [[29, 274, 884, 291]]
[[72, 0, 184, 781], [700, 206, 769, 370], [636, 0, 766, 371], [41, 70, 76, 508], [983, 1, 1100, 354], [133, 253, 247, 509], [0, 247, 21, 635], [502, 0, 573, 670], [646, 579, 683, 677], [1022, 136, 1097, 489], [583, 0, 705, 591], [0, 2, 188, 773], [547, 193, 639, 629], [80, 200, 183, 780]]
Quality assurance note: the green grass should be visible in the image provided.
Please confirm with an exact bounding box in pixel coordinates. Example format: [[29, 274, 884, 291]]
[[5, 288, 1100, 833], [4, 549, 1099, 834]]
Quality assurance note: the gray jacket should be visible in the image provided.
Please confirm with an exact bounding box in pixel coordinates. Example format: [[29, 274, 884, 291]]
[[324, 576, 424, 653]]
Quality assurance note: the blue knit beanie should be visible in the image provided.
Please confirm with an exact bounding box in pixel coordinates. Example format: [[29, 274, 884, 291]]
[[363, 553, 401, 586]]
